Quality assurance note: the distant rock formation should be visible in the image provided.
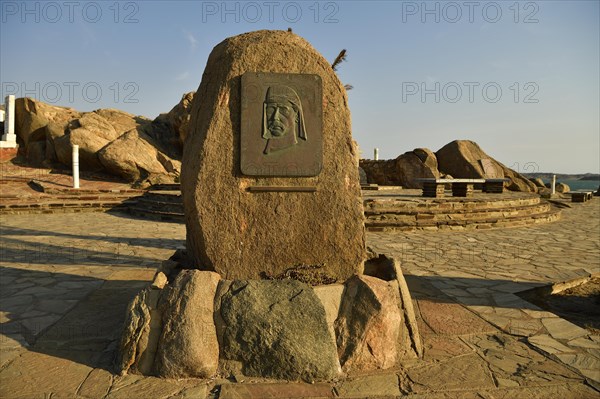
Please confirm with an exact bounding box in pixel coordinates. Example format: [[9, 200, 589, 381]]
[[13, 93, 195, 185], [436, 140, 537, 192], [361, 140, 538, 193]]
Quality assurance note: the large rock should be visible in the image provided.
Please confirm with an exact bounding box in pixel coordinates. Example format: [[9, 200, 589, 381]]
[[155, 270, 220, 378], [335, 275, 406, 372], [117, 287, 163, 375], [54, 113, 124, 170], [218, 279, 339, 381], [436, 140, 537, 192], [181, 30, 365, 281], [94, 108, 149, 137], [161, 92, 195, 145], [531, 177, 546, 188], [556, 182, 570, 193], [14, 97, 80, 146], [396, 150, 440, 189], [98, 128, 175, 182]]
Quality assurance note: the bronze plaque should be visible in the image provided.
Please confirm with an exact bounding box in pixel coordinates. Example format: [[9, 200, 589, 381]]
[[241, 72, 323, 176]]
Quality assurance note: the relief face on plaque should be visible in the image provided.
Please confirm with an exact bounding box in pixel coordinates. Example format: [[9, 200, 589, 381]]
[[241, 72, 322, 177]]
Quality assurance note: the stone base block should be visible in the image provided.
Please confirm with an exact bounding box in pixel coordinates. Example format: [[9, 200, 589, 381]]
[[118, 252, 421, 381]]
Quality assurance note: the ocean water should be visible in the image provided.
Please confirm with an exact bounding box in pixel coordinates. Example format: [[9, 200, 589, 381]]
[[542, 179, 600, 191]]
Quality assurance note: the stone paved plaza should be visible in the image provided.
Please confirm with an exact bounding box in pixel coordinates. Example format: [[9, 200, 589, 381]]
[[0, 199, 599, 398]]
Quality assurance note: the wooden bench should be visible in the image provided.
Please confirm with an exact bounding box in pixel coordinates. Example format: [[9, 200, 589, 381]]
[[414, 178, 510, 198], [569, 191, 593, 203]]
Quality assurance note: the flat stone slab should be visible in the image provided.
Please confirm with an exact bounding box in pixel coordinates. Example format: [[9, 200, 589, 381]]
[[406, 353, 495, 392], [218, 382, 334, 399], [417, 299, 497, 335], [334, 373, 401, 398], [541, 317, 589, 341], [528, 334, 574, 355]]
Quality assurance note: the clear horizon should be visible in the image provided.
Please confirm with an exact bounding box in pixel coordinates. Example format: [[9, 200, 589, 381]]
[[1, 1, 598, 174]]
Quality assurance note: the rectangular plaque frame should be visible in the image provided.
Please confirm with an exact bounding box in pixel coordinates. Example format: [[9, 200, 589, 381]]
[[240, 72, 323, 177]]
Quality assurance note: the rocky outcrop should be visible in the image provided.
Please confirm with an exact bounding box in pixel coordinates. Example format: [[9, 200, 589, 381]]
[[531, 177, 546, 188], [98, 127, 179, 183], [15, 98, 80, 147], [13, 96, 192, 184], [436, 140, 537, 192], [158, 92, 195, 145], [396, 150, 440, 189], [556, 182, 570, 193], [218, 279, 340, 381]]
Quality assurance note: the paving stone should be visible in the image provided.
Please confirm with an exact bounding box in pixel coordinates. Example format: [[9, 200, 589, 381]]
[[406, 353, 495, 392], [106, 375, 188, 399], [541, 318, 589, 341], [77, 368, 113, 398], [506, 318, 543, 337], [568, 337, 600, 350], [463, 334, 583, 386], [169, 384, 209, 399], [555, 353, 600, 382], [422, 336, 473, 361], [0, 351, 92, 398], [335, 372, 401, 398], [417, 299, 497, 335], [218, 382, 334, 399], [528, 334, 574, 354]]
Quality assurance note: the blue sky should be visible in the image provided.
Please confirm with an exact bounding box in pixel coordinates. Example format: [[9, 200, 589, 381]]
[[1, 0, 598, 174]]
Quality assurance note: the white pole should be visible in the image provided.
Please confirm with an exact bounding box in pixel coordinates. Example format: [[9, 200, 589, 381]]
[[72, 145, 80, 189], [374, 148, 379, 160], [551, 175, 556, 195], [2, 95, 16, 142]]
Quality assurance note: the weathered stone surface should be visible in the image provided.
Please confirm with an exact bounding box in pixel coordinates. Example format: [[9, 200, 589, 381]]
[[181, 30, 365, 281], [416, 299, 497, 335], [313, 284, 345, 333], [0, 351, 92, 398], [436, 140, 537, 192], [14, 97, 80, 146], [406, 353, 496, 393], [358, 159, 400, 186], [463, 334, 583, 386], [54, 124, 110, 171], [396, 151, 440, 189], [335, 275, 404, 372], [218, 279, 339, 381], [159, 91, 195, 145], [358, 166, 368, 185], [218, 382, 334, 399], [94, 108, 148, 137], [335, 373, 401, 398], [155, 270, 220, 378], [363, 254, 423, 358], [98, 128, 174, 182], [556, 182, 570, 193], [13, 96, 183, 182], [117, 287, 162, 375], [531, 177, 546, 188]]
